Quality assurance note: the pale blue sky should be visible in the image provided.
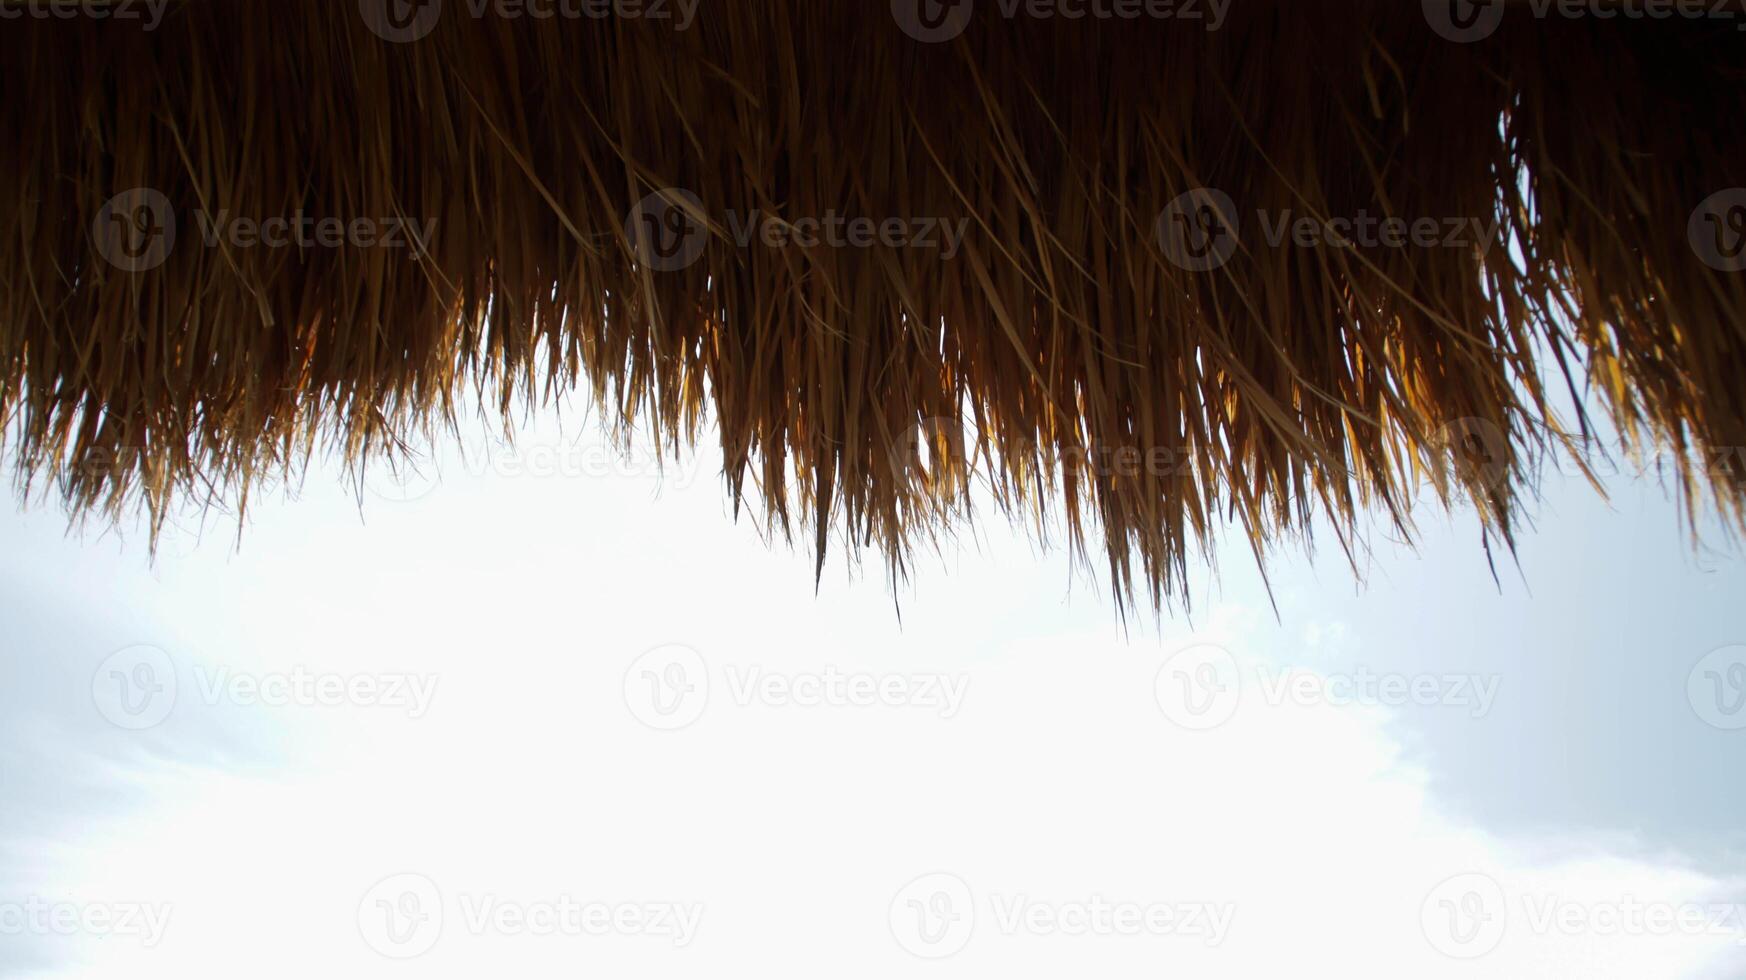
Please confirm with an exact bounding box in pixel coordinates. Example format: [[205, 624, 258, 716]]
[[2, 402, 1743, 977]]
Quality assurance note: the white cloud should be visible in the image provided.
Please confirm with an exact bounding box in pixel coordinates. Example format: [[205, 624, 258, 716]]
[[3, 413, 1742, 978]]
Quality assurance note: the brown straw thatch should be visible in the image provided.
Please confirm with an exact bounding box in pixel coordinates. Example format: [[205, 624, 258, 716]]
[[3, 1, 1744, 610]]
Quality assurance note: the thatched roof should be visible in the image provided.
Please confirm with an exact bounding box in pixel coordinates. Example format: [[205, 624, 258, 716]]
[[3, 2, 1743, 609]]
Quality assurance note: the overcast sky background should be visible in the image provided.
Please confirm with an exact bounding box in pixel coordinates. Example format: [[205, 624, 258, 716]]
[[2, 399, 1744, 978]]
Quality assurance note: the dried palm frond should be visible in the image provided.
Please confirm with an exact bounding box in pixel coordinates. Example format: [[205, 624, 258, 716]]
[[2, 1, 1742, 610]]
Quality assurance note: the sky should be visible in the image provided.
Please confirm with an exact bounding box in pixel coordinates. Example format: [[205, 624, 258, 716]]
[[1, 401, 1744, 978]]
